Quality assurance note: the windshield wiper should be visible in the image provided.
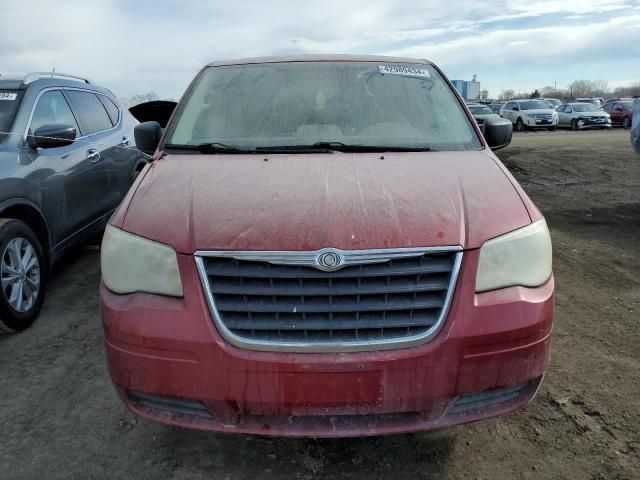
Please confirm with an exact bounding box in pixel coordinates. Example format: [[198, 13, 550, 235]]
[[257, 142, 432, 153], [164, 143, 255, 154]]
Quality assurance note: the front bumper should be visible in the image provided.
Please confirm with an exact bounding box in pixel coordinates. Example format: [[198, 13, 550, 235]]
[[525, 117, 558, 128], [577, 118, 612, 129], [101, 250, 554, 437]]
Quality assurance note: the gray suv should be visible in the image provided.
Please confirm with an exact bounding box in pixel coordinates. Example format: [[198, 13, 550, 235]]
[[0, 73, 147, 332]]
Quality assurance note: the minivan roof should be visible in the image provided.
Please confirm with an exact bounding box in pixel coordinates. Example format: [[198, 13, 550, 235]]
[[206, 54, 433, 67]]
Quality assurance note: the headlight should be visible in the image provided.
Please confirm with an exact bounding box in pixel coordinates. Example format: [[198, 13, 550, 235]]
[[476, 219, 552, 292], [101, 225, 183, 296]]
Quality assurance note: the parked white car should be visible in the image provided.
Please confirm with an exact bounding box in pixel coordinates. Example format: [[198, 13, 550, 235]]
[[557, 103, 611, 130], [500, 99, 559, 132]]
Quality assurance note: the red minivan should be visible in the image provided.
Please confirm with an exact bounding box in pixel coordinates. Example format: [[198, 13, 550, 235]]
[[100, 55, 553, 437]]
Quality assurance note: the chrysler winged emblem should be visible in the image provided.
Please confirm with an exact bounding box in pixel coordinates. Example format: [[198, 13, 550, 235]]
[[316, 249, 344, 271]]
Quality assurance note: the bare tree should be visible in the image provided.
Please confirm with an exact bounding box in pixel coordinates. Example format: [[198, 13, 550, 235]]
[[591, 80, 609, 96], [541, 86, 555, 95], [613, 81, 640, 97], [119, 92, 161, 108], [499, 89, 515, 101], [569, 80, 593, 97]]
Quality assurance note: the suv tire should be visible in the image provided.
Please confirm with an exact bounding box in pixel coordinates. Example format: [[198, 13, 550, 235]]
[[571, 119, 579, 131], [622, 116, 631, 129], [0, 219, 47, 332], [515, 118, 525, 132]]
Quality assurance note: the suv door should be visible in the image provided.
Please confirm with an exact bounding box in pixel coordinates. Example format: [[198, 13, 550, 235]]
[[97, 94, 138, 207], [502, 102, 514, 121], [26, 89, 108, 247], [64, 90, 122, 213]]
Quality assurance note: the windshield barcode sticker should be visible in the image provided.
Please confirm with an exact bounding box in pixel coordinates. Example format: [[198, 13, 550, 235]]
[[379, 65, 430, 78], [0, 92, 17, 101]]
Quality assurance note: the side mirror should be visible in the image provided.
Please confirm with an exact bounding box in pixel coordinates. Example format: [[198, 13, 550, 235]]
[[29, 124, 76, 149], [134, 121, 162, 155], [484, 116, 513, 151], [615, 107, 623, 112]]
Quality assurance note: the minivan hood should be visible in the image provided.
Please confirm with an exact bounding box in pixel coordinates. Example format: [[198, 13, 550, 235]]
[[121, 151, 532, 253]]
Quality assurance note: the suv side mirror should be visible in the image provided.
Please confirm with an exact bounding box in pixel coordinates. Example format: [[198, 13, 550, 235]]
[[30, 124, 76, 149], [484, 116, 513, 151], [134, 121, 163, 155], [513, 106, 519, 111]]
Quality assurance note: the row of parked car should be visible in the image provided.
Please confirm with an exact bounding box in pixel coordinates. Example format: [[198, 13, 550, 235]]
[[468, 96, 636, 132]]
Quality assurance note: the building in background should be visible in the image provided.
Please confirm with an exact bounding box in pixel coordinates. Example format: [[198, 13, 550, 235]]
[[452, 75, 481, 101]]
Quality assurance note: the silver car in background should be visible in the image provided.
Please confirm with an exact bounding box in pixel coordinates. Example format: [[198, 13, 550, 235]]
[[557, 103, 612, 130]]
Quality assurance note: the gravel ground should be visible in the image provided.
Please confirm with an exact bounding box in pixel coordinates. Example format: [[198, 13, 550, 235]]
[[1, 129, 638, 479]]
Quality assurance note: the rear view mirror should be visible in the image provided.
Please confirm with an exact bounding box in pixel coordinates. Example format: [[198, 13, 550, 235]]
[[30, 124, 76, 149], [484, 116, 513, 151], [134, 121, 163, 155]]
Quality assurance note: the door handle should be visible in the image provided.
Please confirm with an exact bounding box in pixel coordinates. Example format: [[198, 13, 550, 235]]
[[120, 136, 131, 146], [87, 149, 101, 162]]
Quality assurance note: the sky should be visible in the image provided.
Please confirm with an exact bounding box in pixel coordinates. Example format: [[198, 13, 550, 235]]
[[1, 0, 639, 100]]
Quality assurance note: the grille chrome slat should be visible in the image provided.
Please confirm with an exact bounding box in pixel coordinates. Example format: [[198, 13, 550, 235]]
[[195, 247, 462, 352], [216, 298, 444, 314], [223, 311, 438, 331], [204, 257, 453, 279], [210, 276, 449, 296]]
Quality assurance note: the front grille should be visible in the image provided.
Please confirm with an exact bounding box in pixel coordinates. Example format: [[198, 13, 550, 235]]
[[196, 248, 461, 352], [533, 113, 553, 120]]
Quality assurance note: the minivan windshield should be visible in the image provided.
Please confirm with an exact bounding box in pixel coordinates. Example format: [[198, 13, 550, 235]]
[[519, 100, 552, 110], [167, 62, 482, 152], [0, 90, 23, 138]]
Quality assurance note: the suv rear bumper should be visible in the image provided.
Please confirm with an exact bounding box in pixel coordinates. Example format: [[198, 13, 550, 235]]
[[101, 251, 553, 437]]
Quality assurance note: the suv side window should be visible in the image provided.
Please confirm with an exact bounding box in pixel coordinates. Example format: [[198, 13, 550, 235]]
[[65, 90, 113, 135], [98, 95, 120, 126], [30, 90, 79, 135]]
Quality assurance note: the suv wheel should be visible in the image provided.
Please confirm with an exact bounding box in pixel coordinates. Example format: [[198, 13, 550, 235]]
[[515, 118, 525, 132], [622, 116, 631, 129], [0, 219, 47, 332], [571, 119, 579, 131]]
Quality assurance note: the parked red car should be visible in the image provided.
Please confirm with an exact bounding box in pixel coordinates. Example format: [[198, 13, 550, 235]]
[[603, 100, 634, 128], [101, 55, 553, 437]]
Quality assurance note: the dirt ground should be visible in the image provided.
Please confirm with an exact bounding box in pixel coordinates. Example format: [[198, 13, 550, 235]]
[[1, 130, 638, 480]]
